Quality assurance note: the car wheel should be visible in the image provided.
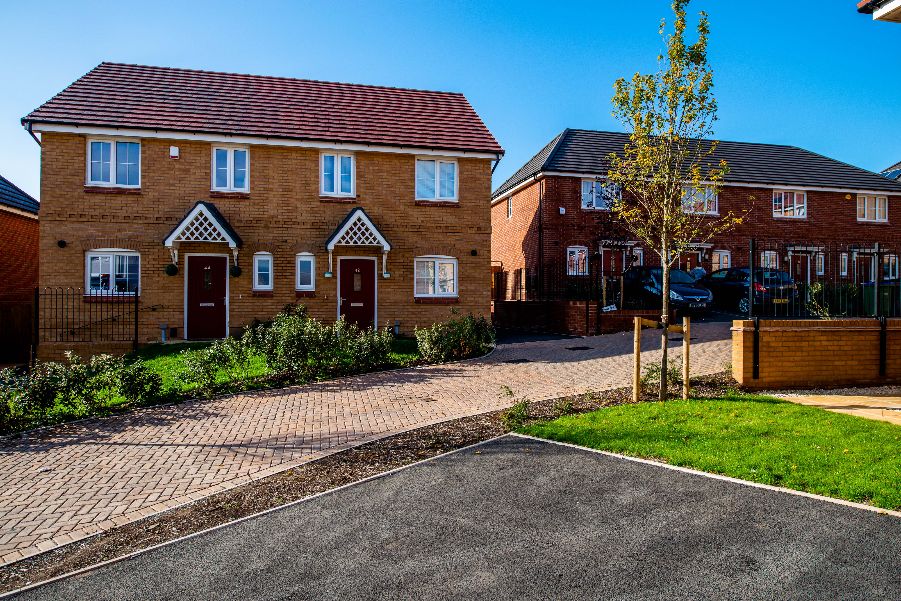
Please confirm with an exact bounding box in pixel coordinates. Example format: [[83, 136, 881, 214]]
[[737, 297, 750, 315]]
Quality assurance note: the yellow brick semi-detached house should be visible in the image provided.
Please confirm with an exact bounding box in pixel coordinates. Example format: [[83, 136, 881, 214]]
[[23, 63, 503, 358]]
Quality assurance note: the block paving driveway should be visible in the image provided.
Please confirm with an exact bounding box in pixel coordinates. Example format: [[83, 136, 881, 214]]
[[0, 322, 731, 566]]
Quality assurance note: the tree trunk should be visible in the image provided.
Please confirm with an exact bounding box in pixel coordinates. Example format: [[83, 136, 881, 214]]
[[659, 249, 670, 402]]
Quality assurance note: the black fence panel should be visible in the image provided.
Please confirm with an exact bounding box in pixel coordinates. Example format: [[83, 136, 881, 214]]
[[36, 287, 139, 348]]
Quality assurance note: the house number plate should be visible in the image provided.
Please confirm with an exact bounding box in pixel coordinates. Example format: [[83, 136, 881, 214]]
[[199, 302, 215, 307]]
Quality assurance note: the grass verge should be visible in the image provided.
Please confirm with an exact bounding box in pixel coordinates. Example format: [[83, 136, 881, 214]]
[[521, 391, 901, 510]]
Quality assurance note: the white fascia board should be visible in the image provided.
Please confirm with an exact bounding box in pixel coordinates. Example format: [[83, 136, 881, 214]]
[[0, 204, 39, 219], [30, 123, 501, 160], [874, 0, 901, 22]]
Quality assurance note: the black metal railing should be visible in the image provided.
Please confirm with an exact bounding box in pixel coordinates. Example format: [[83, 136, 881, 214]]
[[35, 287, 139, 350]]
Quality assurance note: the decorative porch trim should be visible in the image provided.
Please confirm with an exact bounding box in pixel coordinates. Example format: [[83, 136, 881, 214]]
[[163, 201, 243, 266], [324, 208, 392, 278]]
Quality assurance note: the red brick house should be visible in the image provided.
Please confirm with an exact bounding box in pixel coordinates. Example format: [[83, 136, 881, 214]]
[[0, 174, 39, 302], [22, 63, 502, 357], [491, 129, 901, 315]]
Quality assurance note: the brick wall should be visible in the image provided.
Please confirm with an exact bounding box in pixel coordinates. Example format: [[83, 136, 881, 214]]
[[732, 318, 901, 389], [0, 209, 38, 302], [38, 133, 492, 357]]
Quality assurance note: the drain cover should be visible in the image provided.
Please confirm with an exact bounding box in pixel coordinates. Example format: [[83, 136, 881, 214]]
[[503, 358, 531, 364], [565, 346, 593, 351]]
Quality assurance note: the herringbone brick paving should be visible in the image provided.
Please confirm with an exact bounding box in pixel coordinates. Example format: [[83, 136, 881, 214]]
[[0, 322, 730, 565]]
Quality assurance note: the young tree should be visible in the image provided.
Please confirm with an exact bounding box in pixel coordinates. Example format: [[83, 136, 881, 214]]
[[607, 0, 744, 401]]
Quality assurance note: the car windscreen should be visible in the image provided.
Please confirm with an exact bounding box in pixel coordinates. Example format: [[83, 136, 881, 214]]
[[760, 270, 792, 284], [649, 268, 695, 284]]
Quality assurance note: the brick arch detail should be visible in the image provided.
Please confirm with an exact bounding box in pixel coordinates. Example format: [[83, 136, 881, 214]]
[[79, 237, 149, 252]]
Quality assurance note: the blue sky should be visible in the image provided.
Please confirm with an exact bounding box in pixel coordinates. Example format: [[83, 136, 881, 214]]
[[2, 0, 899, 200]]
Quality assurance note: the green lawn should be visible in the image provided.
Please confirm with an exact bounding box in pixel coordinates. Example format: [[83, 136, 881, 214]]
[[132, 336, 421, 397], [521, 393, 901, 511]]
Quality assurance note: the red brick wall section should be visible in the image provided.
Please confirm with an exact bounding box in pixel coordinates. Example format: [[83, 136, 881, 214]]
[[732, 318, 901, 389], [0, 209, 39, 302], [490, 179, 541, 299], [37, 133, 493, 358], [492, 175, 901, 275]]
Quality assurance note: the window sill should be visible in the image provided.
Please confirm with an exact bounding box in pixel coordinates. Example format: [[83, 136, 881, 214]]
[[251, 290, 274, 297], [210, 191, 250, 199], [295, 290, 316, 298], [83, 295, 139, 303], [772, 215, 807, 220], [414, 296, 459, 304], [84, 186, 142, 195], [581, 207, 612, 212], [415, 200, 459, 207], [857, 220, 890, 225], [319, 196, 357, 204]]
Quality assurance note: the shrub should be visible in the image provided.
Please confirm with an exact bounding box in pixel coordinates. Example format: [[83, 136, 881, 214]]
[[18, 362, 65, 417], [640, 358, 683, 394], [205, 336, 253, 382], [0, 368, 24, 430], [118, 360, 163, 405], [414, 312, 495, 364], [502, 400, 530, 430], [254, 306, 393, 380], [180, 348, 219, 393], [84, 354, 124, 411]]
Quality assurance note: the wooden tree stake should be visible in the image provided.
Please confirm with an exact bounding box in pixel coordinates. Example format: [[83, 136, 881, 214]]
[[682, 316, 690, 400], [633, 317, 642, 403]]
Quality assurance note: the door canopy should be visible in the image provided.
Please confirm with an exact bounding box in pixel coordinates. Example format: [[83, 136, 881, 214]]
[[324, 208, 392, 278], [163, 201, 242, 265]]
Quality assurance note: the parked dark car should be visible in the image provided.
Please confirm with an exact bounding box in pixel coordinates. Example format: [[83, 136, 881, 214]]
[[700, 267, 798, 313], [619, 266, 712, 312]]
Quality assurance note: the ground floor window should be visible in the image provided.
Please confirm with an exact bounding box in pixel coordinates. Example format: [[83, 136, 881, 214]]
[[840, 253, 849, 276], [884, 254, 899, 280], [567, 246, 589, 276], [760, 251, 778, 269], [253, 252, 273, 290], [414, 256, 457, 297], [296, 253, 315, 291], [85, 250, 140, 294], [631, 247, 644, 267], [712, 250, 731, 271], [815, 253, 825, 276]]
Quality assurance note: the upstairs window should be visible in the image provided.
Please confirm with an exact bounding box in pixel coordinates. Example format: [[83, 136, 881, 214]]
[[321, 153, 354, 196], [253, 252, 273, 291], [567, 246, 589, 276], [416, 159, 457, 201], [296, 253, 316, 291], [857, 195, 888, 222], [773, 190, 807, 218], [681, 186, 718, 215], [414, 256, 458, 297], [212, 147, 249, 192], [85, 250, 140, 295], [88, 140, 140, 187], [581, 180, 620, 210]]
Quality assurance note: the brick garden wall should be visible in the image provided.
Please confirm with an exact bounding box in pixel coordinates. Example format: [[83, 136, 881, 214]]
[[38, 133, 493, 358], [732, 318, 901, 389]]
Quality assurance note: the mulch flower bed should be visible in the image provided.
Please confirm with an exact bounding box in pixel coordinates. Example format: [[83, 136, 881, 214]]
[[0, 373, 733, 594]]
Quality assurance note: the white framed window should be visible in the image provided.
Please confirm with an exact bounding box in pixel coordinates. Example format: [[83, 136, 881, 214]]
[[507, 197, 513, 219], [681, 185, 718, 215], [761, 251, 778, 269], [566, 246, 589, 276], [815, 253, 825, 276], [414, 256, 458, 297], [212, 146, 249, 192], [253, 252, 273, 290], [581, 179, 621, 210], [840, 253, 849, 276], [857, 195, 888, 222], [772, 190, 807, 218], [632, 247, 644, 267], [295, 253, 315, 291], [415, 158, 458, 201], [321, 153, 354, 196], [712, 250, 731, 271], [85, 249, 140, 295], [884, 254, 899, 280], [87, 139, 141, 187]]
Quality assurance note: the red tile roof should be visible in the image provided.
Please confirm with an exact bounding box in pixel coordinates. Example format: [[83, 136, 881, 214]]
[[23, 63, 503, 155]]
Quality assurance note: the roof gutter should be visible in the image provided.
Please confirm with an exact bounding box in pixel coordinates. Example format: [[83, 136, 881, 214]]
[[23, 121, 41, 147]]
